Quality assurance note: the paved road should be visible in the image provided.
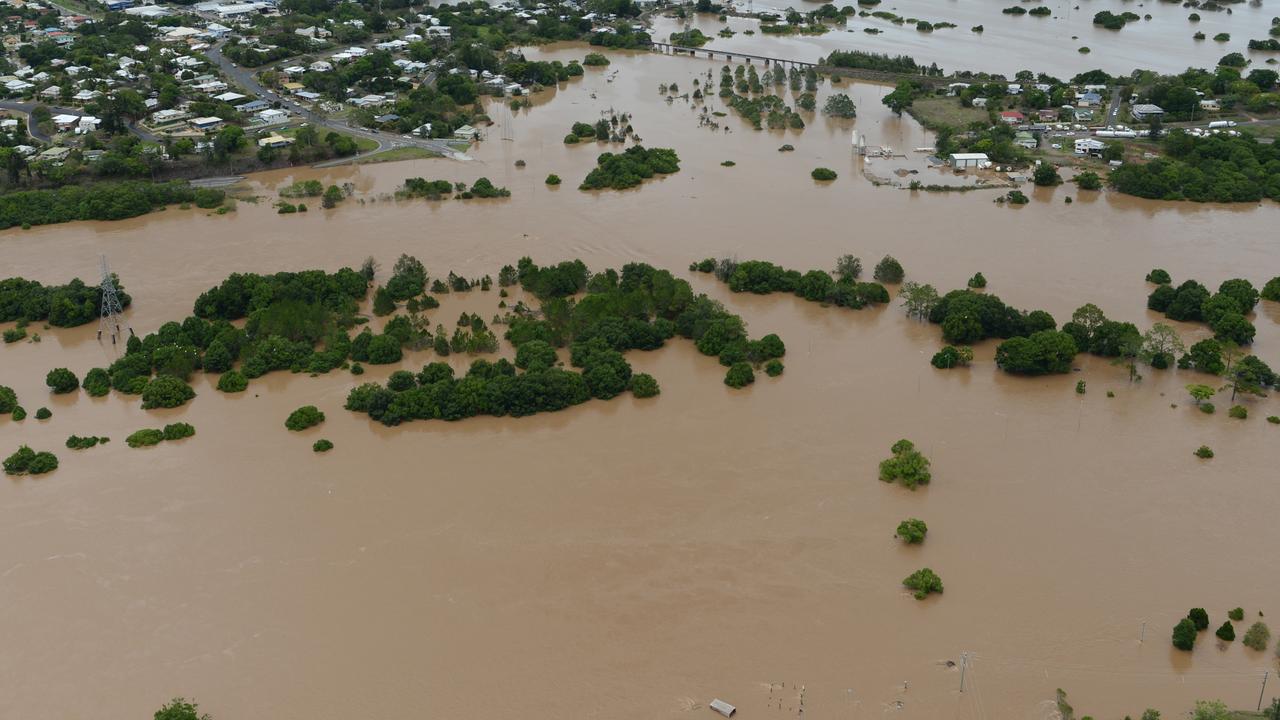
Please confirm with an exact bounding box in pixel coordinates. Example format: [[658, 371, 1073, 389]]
[[0, 100, 155, 143], [204, 41, 469, 161], [1105, 87, 1122, 127]]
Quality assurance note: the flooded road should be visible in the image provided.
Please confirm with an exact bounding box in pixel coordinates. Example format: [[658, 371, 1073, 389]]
[[2, 47, 1279, 720], [653, 0, 1279, 76]]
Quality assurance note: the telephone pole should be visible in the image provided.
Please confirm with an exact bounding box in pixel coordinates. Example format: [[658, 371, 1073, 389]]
[[959, 652, 968, 693], [1259, 670, 1269, 712]]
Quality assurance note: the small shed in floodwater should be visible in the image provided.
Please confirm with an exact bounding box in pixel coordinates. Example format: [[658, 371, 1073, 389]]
[[710, 698, 736, 717], [949, 152, 990, 169]]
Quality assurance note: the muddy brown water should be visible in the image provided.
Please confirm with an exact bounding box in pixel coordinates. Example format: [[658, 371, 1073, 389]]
[[653, 0, 1278, 77], [2, 47, 1279, 719]]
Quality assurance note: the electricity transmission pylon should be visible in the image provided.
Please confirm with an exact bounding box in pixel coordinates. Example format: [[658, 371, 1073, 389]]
[[97, 254, 129, 345]]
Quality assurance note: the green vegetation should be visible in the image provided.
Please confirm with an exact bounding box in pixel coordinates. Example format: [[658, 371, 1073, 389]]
[[1242, 622, 1271, 651], [3, 446, 58, 475], [967, 273, 987, 289], [765, 359, 785, 376], [1110, 132, 1280, 203], [1033, 164, 1062, 186], [928, 289, 1055, 345], [820, 50, 935, 75], [580, 147, 680, 190], [822, 94, 858, 118], [1173, 617, 1198, 650], [1189, 608, 1210, 631], [0, 182, 222, 231], [140, 376, 196, 409], [66, 435, 108, 450], [1146, 269, 1172, 284], [1150, 277, 1259, 346], [583, 52, 610, 67], [896, 518, 928, 544], [724, 362, 755, 388], [313, 439, 334, 453], [1093, 10, 1141, 29], [34, 407, 51, 420], [996, 331, 1078, 375], [630, 373, 660, 398], [1230, 608, 1246, 622], [216, 371, 248, 393], [707, 258, 889, 310], [545, 174, 562, 186], [1, 275, 132, 328], [669, 28, 711, 47], [879, 439, 931, 489], [285, 406, 325, 431], [811, 167, 837, 181], [1195, 445, 1215, 459], [82, 366, 111, 394], [153, 697, 211, 720], [903, 568, 943, 599], [882, 81, 917, 115], [4, 327, 26, 343], [126, 423, 194, 448], [930, 345, 973, 369], [874, 256, 905, 283], [45, 368, 79, 394], [1216, 621, 1236, 642], [1229, 405, 1248, 419]]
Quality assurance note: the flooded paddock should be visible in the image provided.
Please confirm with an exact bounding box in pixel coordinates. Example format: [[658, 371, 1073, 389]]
[[1, 46, 1279, 720]]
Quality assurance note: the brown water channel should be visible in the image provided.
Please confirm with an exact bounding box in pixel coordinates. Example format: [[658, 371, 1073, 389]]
[[2, 46, 1279, 719]]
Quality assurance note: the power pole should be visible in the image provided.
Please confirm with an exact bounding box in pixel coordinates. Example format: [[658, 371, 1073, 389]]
[[1259, 670, 1269, 712], [1140, 620, 1146, 643], [959, 652, 968, 693], [96, 254, 129, 345]]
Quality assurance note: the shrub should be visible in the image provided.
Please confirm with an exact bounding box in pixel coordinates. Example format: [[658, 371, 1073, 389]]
[[879, 439, 931, 489], [873, 255, 905, 283], [1189, 608, 1210, 631], [1172, 617, 1197, 650], [140, 376, 195, 409], [630, 373, 660, 398], [350, 363, 365, 376], [1076, 380, 1087, 394], [931, 346, 960, 369], [313, 439, 334, 452], [3, 445, 58, 475], [162, 422, 195, 441], [35, 407, 51, 420], [1229, 608, 1245, 621], [1201, 403, 1215, 414], [545, 173, 561, 185], [11, 405, 25, 420], [1229, 405, 1247, 419], [1269, 416, 1280, 424], [1242, 621, 1271, 650], [125, 429, 165, 447], [285, 405, 325, 431], [45, 367, 79, 394], [896, 518, 928, 544], [724, 362, 755, 388], [1195, 445, 1214, 459], [583, 52, 610, 66], [76, 367, 105, 396], [1075, 171, 1103, 190], [764, 359, 784, 376], [1216, 621, 1236, 642], [1032, 163, 1062, 186], [1006, 190, 1029, 204], [216, 370, 248, 393], [811, 167, 837, 181], [0, 385, 20, 414], [1146, 269, 1171, 284], [902, 568, 943, 599], [967, 272, 987, 289], [65, 435, 107, 450]]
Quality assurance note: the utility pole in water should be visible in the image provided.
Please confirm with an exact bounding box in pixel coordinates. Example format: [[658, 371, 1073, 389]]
[[959, 652, 968, 693], [1258, 670, 1269, 712], [1140, 620, 1146, 643]]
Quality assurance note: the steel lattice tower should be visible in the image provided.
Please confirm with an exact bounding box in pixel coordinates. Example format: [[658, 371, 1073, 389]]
[[97, 255, 128, 345]]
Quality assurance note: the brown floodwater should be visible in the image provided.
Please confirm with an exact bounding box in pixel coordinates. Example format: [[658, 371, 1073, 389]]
[[2, 47, 1279, 720], [651, 0, 1280, 77]]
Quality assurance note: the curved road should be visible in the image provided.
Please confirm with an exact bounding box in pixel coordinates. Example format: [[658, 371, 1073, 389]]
[[204, 41, 469, 161], [0, 100, 156, 143]]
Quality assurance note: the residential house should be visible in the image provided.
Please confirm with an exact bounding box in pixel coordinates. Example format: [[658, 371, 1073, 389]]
[[189, 116, 224, 131], [1036, 108, 1059, 123], [452, 124, 479, 140], [1074, 137, 1105, 156], [256, 133, 292, 147], [1130, 103, 1164, 121], [38, 145, 71, 163], [1077, 91, 1103, 107], [77, 116, 100, 133], [151, 108, 189, 124], [309, 60, 332, 72], [971, 97, 988, 108], [51, 113, 79, 130], [256, 108, 287, 124], [1013, 130, 1037, 149], [999, 110, 1024, 125]]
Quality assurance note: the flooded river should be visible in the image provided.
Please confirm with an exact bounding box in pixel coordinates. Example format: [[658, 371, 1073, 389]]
[[652, 0, 1280, 77], [2, 46, 1279, 720]]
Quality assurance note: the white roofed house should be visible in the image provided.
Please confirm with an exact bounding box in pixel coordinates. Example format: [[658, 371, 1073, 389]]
[[948, 152, 990, 169], [77, 116, 101, 133], [309, 60, 333, 73], [39, 85, 61, 100], [51, 113, 80, 131], [256, 108, 288, 125], [189, 116, 224, 132], [1130, 103, 1165, 122], [1074, 138, 1106, 156]]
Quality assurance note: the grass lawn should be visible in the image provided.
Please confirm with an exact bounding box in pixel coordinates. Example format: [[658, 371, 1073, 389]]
[[908, 96, 991, 131], [353, 146, 440, 164], [278, 126, 378, 152]]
